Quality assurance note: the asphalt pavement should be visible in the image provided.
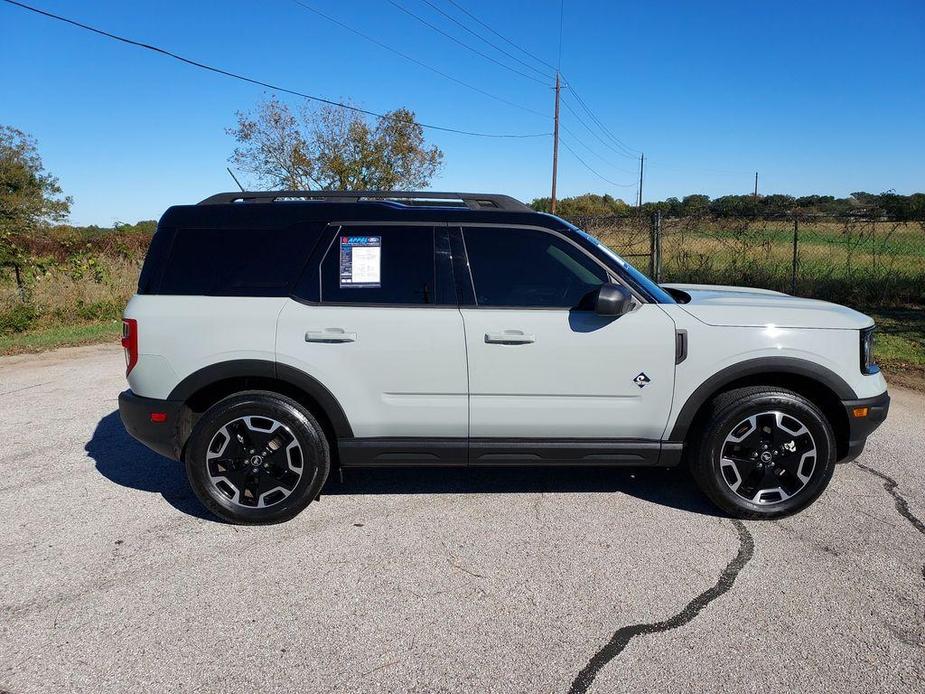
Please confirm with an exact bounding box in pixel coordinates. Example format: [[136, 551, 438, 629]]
[[1, 343, 923, 693]]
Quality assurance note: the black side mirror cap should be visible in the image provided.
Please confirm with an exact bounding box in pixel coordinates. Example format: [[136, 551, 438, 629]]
[[594, 283, 633, 316]]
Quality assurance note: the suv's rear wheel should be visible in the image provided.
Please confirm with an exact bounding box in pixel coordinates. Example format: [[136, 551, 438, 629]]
[[185, 391, 330, 524], [690, 387, 836, 519]]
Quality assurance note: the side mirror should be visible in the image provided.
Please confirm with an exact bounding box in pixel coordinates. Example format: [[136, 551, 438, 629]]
[[593, 283, 633, 316]]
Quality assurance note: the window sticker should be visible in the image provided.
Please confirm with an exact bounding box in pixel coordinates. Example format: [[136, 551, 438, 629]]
[[339, 235, 381, 288]]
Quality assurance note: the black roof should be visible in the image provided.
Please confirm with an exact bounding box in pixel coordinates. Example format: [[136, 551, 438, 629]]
[[159, 190, 564, 231]]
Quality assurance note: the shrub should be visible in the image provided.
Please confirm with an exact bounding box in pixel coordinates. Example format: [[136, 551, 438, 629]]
[[0, 302, 38, 334]]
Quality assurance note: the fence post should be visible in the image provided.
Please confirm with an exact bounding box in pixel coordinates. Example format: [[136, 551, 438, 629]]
[[650, 210, 662, 281], [790, 217, 799, 295]]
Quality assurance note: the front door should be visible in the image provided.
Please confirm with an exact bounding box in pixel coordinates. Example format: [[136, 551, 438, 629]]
[[457, 225, 676, 442]]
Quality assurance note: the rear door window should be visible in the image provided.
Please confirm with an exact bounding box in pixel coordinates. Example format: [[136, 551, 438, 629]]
[[157, 225, 322, 296], [319, 226, 440, 305]]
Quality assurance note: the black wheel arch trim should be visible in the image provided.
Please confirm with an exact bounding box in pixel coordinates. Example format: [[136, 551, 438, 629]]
[[167, 359, 353, 438], [668, 357, 858, 442]]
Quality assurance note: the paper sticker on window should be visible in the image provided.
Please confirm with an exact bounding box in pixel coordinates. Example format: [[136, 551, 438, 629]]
[[339, 235, 381, 288]]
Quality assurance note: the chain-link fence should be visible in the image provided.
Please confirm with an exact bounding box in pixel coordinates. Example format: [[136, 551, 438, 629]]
[[573, 214, 925, 307]]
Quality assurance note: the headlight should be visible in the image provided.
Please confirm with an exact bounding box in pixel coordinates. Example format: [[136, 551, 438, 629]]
[[860, 326, 879, 375]]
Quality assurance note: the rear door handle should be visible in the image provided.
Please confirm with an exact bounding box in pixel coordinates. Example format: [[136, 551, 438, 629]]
[[484, 330, 535, 345], [305, 328, 357, 343]]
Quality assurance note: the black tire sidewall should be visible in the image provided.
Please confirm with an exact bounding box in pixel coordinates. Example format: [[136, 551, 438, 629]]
[[695, 391, 836, 518], [185, 393, 329, 524]]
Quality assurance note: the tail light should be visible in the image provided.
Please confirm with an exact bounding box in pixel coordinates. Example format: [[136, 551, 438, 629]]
[[121, 318, 138, 376]]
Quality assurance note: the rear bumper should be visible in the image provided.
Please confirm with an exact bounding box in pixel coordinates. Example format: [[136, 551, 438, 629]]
[[839, 390, 890, 462], [118, 390, 184, 460]]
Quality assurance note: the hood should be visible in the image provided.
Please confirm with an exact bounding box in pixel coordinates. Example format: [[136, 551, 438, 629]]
[[662, 283, 874, 330]]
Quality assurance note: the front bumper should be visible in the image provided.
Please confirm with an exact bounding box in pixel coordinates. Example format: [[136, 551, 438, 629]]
[[839, 390, 890, 462], [118, 390, 184, 460]]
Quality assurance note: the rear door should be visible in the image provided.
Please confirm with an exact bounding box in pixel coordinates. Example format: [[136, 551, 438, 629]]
[[276, 223, 469, 444], [456, 224, 676, 443]]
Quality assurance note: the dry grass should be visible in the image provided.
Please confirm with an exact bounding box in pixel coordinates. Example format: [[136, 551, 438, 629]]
[[591, 218, 925, 306], [1, 256, 140, 332]]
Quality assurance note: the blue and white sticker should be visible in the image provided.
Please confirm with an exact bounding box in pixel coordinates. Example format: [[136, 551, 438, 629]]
[[339, 235, 381, 288]]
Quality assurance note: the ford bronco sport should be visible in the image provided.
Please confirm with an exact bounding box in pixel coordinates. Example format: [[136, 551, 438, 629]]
[[119, 191, 889, 524]]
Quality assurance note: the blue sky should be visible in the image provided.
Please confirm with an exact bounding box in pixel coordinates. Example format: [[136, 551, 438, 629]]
[[1, 0, 923, 225]]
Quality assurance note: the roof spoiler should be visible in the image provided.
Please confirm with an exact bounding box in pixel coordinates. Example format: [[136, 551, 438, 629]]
[[197, 190, 532, 212]]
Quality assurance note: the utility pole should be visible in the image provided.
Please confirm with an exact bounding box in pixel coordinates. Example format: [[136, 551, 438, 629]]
[[753, 171, 759, 200], [637, 153, 645, 207], [550, 71, 561, 214]]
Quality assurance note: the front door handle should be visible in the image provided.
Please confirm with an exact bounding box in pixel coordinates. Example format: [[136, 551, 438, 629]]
[[305, 328, 357, 343], [484, 330, 535, 345]]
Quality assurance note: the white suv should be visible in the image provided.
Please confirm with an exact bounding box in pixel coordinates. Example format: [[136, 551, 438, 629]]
[[119, 191, 889, 524]]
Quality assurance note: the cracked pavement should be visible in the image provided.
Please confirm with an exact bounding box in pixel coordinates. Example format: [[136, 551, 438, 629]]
[[1, 343, 923, 693]]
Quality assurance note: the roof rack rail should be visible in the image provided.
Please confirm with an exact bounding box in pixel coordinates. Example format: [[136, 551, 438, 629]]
[[197, 190, 532, 212]]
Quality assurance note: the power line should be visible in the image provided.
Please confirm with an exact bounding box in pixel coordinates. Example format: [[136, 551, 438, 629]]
[[560, 97, 639, 161], [559, 139, 637, 188], [385, 0, 549, 86], [558, 123, 637, 176], [415, 0, 552, 81], [288, 0, 548, 119], [443, 0, 557, 73], [1, 0, 551, 139], [563, 79, 641, 156]]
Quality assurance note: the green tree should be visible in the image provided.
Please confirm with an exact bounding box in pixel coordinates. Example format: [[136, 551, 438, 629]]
[[680, 194, 711, 216], [228, 97, 444, 190], [530, 193, 630, 217], [0, 125, 71, 297]]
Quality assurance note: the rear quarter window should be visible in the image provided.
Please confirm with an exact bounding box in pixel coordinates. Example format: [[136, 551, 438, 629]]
[[154, 225, 323, 296]]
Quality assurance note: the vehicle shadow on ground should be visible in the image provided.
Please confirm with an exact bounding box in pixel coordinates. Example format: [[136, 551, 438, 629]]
[[85, 410, 723, 520], [325, 466, 723, 517], [85, 410, 217, 521]]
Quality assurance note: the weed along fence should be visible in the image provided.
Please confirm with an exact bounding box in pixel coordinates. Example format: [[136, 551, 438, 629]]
[[574, 214, 925, 307]]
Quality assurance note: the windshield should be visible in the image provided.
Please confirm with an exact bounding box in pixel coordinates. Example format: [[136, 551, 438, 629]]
[[567, 224, 676, 304]]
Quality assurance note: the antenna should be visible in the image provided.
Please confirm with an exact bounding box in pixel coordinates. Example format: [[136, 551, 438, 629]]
[[226, 167, 245, 192]]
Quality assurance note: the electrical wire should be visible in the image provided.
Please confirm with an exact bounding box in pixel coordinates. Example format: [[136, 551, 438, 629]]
[[561, 97, 639, 160], [385, 0, 548, 86], [558, 123, 637, 176], [443, 0, 557, 73], [563, 79, 641, 156], [559, 139, 637, 188], [416, 0, 552, 81], [288, 0, 549, 118], [1, 0, 551, 138]]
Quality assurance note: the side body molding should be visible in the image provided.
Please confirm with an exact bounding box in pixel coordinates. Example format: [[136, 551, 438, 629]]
[[167, 359, 354, 438], [668, 356, 858, 441]]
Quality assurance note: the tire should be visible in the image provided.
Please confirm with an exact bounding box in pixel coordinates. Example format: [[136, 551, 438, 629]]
[[184, 391, 330, 524], [689, 386, 836, 520]]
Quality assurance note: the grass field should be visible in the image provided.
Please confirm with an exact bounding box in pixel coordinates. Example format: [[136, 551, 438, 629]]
[[0, 319, 121, 355], [591, 218, 925, 307]]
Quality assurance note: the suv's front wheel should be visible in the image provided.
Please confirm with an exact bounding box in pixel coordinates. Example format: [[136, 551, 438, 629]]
[[185, 391, 330, 524], [690, 387, 836, 519]]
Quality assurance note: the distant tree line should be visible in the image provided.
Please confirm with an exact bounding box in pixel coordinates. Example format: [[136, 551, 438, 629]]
[[532, 191, 925, 220]]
